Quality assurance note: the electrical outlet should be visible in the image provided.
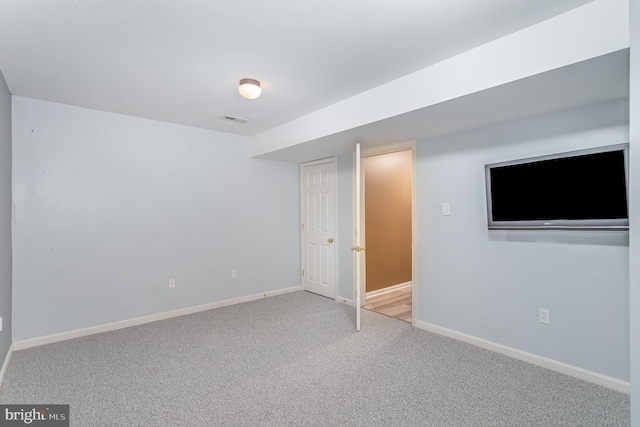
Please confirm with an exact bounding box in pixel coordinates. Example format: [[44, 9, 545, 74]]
[[231, 269, 238, 279], [169, 278, 176, 288], [539, 308, 550, 325]]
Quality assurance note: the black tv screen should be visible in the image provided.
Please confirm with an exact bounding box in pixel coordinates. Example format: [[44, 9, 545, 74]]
[[485, 144, 629, 230]]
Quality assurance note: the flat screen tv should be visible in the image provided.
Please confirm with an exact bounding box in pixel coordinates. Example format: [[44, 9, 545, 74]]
[[485, 144, 629, 230]]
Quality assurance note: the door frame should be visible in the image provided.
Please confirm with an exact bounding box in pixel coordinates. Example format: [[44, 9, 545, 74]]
[[300, 157, 339, 301], [357, 141, 417, 325]]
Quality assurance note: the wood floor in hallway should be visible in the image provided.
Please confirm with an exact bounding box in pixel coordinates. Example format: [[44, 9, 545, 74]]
[[363, 285, 411, 322]]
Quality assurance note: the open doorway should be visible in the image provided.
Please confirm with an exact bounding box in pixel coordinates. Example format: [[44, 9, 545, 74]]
[[361, 149, 413, 323]]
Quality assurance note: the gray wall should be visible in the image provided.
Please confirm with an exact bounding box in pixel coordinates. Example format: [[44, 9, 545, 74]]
[[0, 70, 11, 364], [630, 0, 639, 421], [11, 97, 300, 341], [416, 99, 629, 381]]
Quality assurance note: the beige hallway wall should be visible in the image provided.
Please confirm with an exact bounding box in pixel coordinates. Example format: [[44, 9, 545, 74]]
[[364, 150, 412, 292]]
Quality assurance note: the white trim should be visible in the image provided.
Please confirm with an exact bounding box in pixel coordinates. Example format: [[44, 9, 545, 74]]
[[0, 343, 14, 388], [355, 143, 362, 331], [336, 297, 354, 307], [359, 156, 366, 308], [361, 141, 416, 158], [410, 143, 417, 326], [415, 320, 630, 394], [13, 286, 301, 351], [334, 158, 340, 303], [366, 282, 412, 298]]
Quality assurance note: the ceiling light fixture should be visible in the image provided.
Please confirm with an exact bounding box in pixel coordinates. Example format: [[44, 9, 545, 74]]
[[238, 78, 262, 99]]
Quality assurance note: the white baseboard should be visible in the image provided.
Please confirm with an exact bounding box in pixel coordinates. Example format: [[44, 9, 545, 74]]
[[414, 320, 630, 394], [366, 281, 411, 298], [14, 286, 302, 351], [0, 343, 14, 389], [336, 297, 354, 306]]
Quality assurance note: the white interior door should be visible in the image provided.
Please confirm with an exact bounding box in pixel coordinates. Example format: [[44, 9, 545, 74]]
[[301, 159, 336, 299], [353, 143, 363, 331]]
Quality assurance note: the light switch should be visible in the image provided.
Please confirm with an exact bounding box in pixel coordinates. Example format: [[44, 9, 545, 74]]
[[442, 203, 450, 216]]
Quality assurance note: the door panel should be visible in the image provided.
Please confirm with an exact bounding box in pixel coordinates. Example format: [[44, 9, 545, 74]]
[[354, 143, 362, 331], [321, 192, 330, 231], [321, 245, 329, 285], [307, 243, 317, 282]]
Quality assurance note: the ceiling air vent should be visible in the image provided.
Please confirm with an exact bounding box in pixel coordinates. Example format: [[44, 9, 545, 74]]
[[221, 115, 250, 124]]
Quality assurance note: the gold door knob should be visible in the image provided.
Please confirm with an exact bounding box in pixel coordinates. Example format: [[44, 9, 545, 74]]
[[328, 238, 334, 243]]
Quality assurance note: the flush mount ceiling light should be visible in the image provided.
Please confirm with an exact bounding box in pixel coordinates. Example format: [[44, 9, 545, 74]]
[[238, 78, 262, 99]]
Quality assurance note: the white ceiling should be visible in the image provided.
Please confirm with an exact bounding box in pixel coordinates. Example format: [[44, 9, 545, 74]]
[[0, 0, 595, 137]]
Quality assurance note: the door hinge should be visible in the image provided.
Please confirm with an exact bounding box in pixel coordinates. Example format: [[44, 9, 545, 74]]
[[302, 269, 305, 276], [301, 177, 305, 185], [302, 224, 305, 231]]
